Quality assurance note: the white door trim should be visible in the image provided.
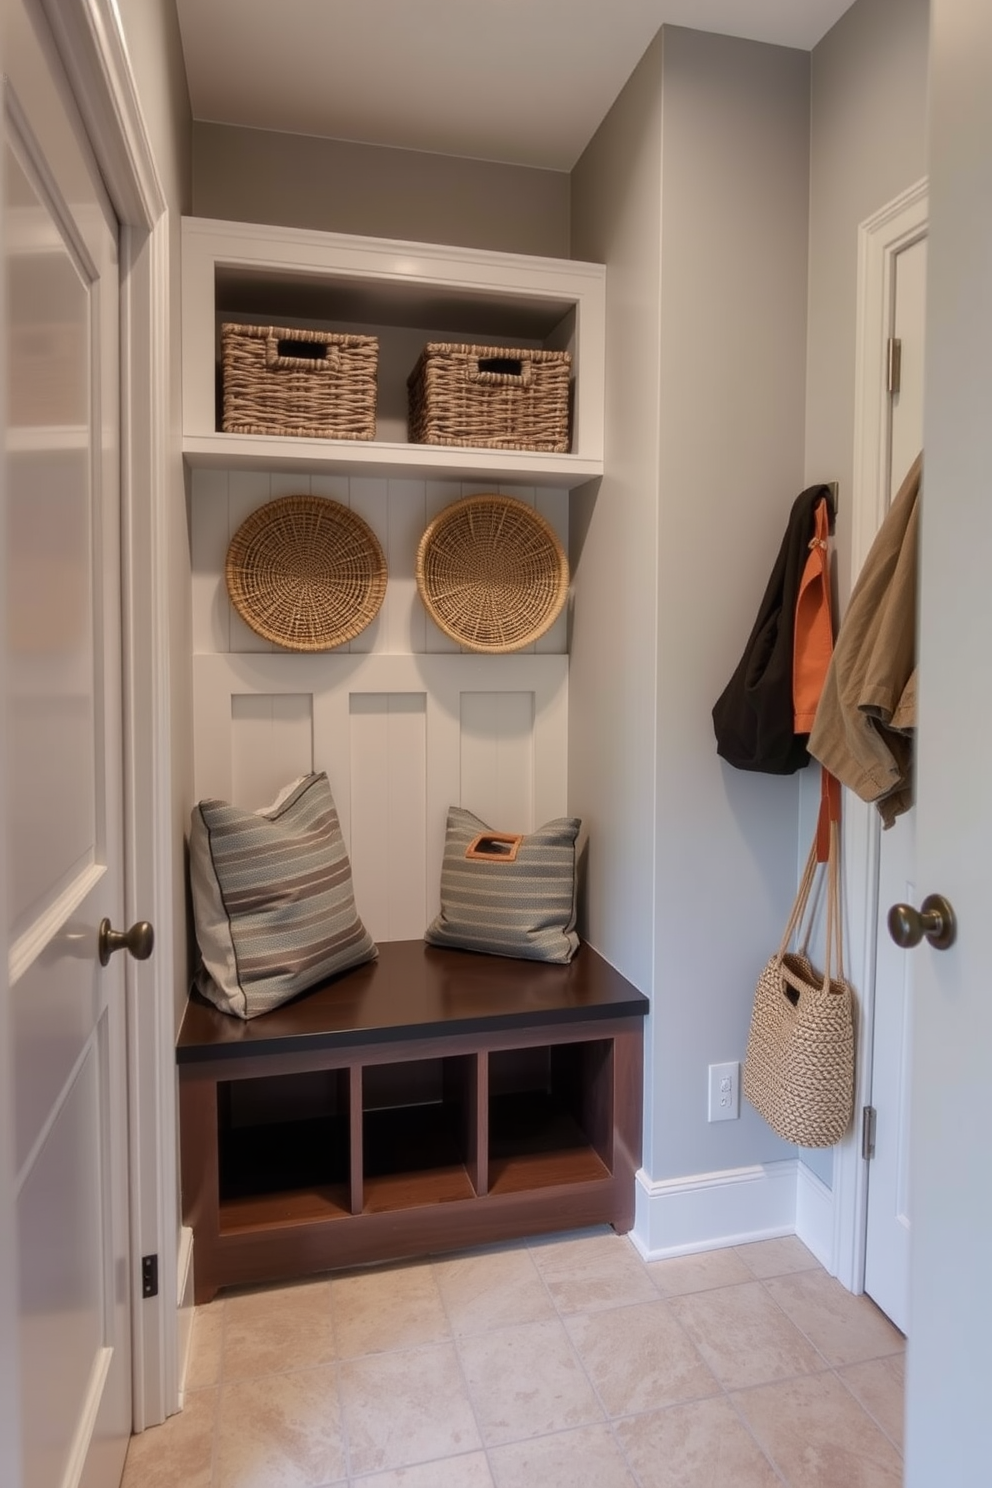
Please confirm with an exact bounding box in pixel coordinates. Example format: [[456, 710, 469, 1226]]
[[832, 177, 928, 1295], [38, 0, 177, 1429]]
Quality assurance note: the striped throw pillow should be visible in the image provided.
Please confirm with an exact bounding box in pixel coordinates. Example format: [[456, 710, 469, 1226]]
[[189, 772, 377, 1019], [425, 806, 580, 963]]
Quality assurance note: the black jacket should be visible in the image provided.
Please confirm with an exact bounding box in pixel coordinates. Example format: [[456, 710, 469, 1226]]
[[712, 484, 831, 774]]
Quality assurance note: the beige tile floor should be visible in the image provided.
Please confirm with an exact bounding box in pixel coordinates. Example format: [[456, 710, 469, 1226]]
[[122, 1229, 905, 1488]]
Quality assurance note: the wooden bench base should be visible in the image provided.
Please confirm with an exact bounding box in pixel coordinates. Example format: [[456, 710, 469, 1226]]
[[177, 941, 648, 1303]]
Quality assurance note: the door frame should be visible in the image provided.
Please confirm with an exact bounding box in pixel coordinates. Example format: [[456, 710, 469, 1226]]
[[830, 176, 928, 1296], [34, 0, 176, 1431]]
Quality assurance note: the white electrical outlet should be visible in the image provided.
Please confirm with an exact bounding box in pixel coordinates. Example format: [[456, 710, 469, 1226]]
[[708, 1061, 740, 1121]]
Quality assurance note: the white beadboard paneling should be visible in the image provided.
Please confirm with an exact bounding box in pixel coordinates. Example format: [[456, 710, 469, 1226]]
[[191, 476, 569, 658], [268, 469, 310, 499], [423, 481, 461, 654], [460, 692, 535, 832], [349, 693, 427, 942], [535, 486, 570, 654], [191, 467, 230, 654], [347, 477, 389, 654], [385, 478, 428, 654], [230, 693, 313, 810], [228, 470, 279, 652], [308, 473, 352, 503]]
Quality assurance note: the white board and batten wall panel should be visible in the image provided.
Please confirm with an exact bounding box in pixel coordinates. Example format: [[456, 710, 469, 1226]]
[[191, 466, 570, 945], [192, 653, 568, 944]]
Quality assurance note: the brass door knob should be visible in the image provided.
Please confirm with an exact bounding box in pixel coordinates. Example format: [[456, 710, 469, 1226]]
[[98, 917, 155, 966], [887, 895, 957, 951]]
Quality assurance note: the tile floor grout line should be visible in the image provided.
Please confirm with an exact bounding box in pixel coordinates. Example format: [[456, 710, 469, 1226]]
[[832, 1362, 905, 1459], [325, 1279, 359, 1487], [429, 1249, 499, 1487], [208, 1300, 226, 1485], [723, 1385, 795, 1488]]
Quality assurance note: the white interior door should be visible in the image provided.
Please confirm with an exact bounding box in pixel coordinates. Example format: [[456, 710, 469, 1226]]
[[4, 0, 132, 1483], [904, 7, 992, 1478], [862, 233, 926, 1334]]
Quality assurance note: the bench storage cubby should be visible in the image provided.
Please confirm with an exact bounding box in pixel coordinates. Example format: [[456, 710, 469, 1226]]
[[178, 940, 648, 1302]]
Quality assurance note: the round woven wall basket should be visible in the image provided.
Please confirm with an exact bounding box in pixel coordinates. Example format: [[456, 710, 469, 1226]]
[[416, 494, 569, 653], [225, 495, 387, 651]]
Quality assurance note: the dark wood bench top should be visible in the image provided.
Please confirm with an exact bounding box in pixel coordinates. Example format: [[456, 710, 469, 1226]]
[[177, 940, 649, 1064]]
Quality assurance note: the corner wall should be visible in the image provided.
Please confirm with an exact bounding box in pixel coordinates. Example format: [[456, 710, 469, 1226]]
[[571, 27, 811, 1254], [800, 0, 930, 1194]]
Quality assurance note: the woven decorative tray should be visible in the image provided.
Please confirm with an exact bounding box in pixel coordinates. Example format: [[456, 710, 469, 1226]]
[[226, 496, 387, 651], [416, 495, 569, 653]]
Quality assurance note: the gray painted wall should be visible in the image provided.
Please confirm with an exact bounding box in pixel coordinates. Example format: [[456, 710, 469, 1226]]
[[569, 33, 664, 1012], [799, 0, 930, 1188], [192, 122, 570, 257], [654, 29, 810, 1181], [571, 28, 811, 1184]]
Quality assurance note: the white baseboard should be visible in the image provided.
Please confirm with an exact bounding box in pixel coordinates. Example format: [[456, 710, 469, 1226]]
[[176, 1227, 195, 1410], [629, 1159, 799, 1261], [795, 1161, 835, 1271]]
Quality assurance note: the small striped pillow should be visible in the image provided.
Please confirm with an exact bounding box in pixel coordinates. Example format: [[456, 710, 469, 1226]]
[[189, 772, 377, 1019], [425, 806, 580, 963]]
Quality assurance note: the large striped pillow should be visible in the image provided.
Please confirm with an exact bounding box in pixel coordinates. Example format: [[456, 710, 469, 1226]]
[[189, 772, 376, 1019], [425, 806, 580, 963]]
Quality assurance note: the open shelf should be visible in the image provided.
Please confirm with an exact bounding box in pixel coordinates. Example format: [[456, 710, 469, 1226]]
[[182, 431, 601, 489], [181, 217, 605, 488], [217, 1069, 351, 1231], [487, 1040, 614, 1196], [361, 1055, 477, 1213], [178, 941, 647, 1301]]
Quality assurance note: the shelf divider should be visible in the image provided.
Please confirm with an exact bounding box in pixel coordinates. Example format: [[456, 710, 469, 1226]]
[[349, 1064, 364, 1216]]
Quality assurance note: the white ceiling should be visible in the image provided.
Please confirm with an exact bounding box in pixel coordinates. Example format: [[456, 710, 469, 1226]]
[[173, 0, 856, 172]]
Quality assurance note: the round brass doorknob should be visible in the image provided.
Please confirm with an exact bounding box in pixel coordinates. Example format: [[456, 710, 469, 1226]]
[[887, 894, 957, 951], [98, 917, 155, 967]]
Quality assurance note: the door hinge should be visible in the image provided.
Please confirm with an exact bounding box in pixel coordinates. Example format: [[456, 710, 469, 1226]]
[[862, 1105, 877, 1161], [141, 1254, 159, 1299], [886, 337, 902, 395]]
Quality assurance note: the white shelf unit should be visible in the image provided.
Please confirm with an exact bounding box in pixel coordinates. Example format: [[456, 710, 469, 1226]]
[[181, 219, 607, 947], [181, 217, 606, 489]]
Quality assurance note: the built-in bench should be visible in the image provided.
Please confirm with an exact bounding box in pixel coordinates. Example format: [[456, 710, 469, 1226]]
[[177, 939, 649, 1302]]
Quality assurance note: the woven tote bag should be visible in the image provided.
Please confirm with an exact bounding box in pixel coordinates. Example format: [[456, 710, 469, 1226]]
[[742, 820, 855, 1147]]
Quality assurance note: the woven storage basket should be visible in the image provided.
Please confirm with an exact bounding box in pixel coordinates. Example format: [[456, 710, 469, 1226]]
[[225, 495, 387, 651], [221, 323, 378, 440], [407, 342, 571, 453], [416, 494, 569, 653]]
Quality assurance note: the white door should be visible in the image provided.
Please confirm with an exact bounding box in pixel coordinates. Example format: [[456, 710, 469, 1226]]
[[862, 232, 926, 1334], [904, 2, 992, 1477], [4, 0, 134, 1484]]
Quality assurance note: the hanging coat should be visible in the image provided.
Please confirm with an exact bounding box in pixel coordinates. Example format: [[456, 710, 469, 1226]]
[[808, 454, 921, 827], [712, 484, 833, 774]]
